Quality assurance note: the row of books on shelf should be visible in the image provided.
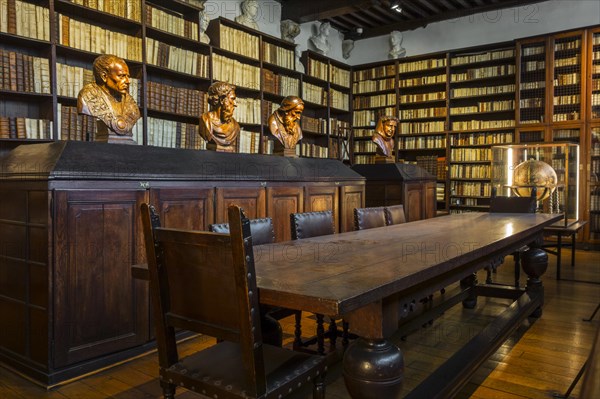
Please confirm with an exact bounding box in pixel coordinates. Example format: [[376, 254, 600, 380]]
[[554, 73, 580, 86], [414, 155, 439, 177], [353, 77, 395, 94], [554, 55, 579, 68], [555, 39, 581, 51], [450, 148, 491, 162], [212, 54, 260, 90], [353, 93, 397, 109], [58, 14, 142, 62], [399, 74, 446, 88], [330, 65, 351, 88], [0, 116, 53, 139], [57, 104, 97, 141], [235, 97, 261, 125], [354, 140, 376, 153], [400, 107, 446, 119], [590, 187, 600, 211], [217, 24, 259, 60], [450, 49, 515, 66], [449, 164, 491, 179], [146, 4, 197, 41], [329, 88, 349, 111], [450, 65, 515, 82], [262, 42, 294, 70], [451, 120, 515, 130], [238, 129, 261, 154], [262, 69, 299, 97], [398, 135, 446, 149], [450, 181, 492, 197], [301, 115, 326, 134], [399, 121, 445, 134], [353, 65, 395, 81], [449, 131, 513, 146], [147, 38, 210, 77], [436, 182, 445, 202], [450, 84, 515, 99], [302, 81, 327, 106], [399, 58, 447, 73], [300, 142, 328, 159], [306, 58, 328, 82], [0, 49, 51, 93], [147, 80, 205, 117], [0, 0, 50, 41], [450, 100, 514, 114], [553, 111, 580, 122], [399, 92, 446, 103], [146, 117, 202, 149], [66, 0, 141, 21], [553, 94, 580, 105], [522, 60, 545, 72]]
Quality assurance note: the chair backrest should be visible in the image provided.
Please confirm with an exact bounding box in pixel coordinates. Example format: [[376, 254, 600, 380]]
[[384, 204, 406, 225], [354, 206, 387, 230], [209, 217, 275, 245], [141, 203, 266, 394], [290, 210, 335, 239]]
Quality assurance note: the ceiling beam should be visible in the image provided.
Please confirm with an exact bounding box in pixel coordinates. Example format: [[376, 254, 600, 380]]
[[360, 0, 546, 39], [281, 0, 381, 23]]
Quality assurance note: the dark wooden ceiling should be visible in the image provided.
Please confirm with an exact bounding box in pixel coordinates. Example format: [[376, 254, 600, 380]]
[[278, 0, 548, 40]]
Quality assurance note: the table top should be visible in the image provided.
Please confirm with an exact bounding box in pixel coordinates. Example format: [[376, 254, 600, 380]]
[[255, 213, 562, 317]]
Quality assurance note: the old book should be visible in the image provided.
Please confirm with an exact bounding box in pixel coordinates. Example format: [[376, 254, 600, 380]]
[[15, 52, 23, 92], [61, 14, 70, 46], [8, 117, 16, 138], [0, 116, 9, 138], [7, 0, 15, 34], [15, 117, 25, 138], [0, 0, 7, 33]]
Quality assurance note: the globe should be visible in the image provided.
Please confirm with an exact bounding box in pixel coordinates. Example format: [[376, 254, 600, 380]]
[[510, 159, 558, 201]]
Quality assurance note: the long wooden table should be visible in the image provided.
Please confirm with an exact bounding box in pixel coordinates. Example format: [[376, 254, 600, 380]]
[[253, 212, 562, 398]]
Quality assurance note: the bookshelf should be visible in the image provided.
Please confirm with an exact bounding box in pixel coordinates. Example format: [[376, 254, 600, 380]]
[[351, 61, 397, 165], [448, 44, 516, 213], [397, 52, 448, 208], [517, 37, 548, 126], [301, 50, 352, 160], [589, 124, 600, 242], [551, 30, 584, 124], [589, 27, 600, 121]]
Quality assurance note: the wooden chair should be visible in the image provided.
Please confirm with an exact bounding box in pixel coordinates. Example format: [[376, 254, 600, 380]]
[[489, 188, 537, 287], [384, 204, 407, 225], [354, 206, 387, 230], [141, 203, 327, 399], [210, 217, 297, 346], [290, 210, 353, 354]]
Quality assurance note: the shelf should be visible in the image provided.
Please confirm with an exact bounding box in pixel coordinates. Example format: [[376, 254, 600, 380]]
[[145, 27, 210, 52], [450, 74, 516, 85], [54, 0, 142, 33], [147, 108, 199, 123], [0, 32, 50, 50], [145, 64, 209, 83], [262, 61, 299, 76], [353, 88, 396, 96]]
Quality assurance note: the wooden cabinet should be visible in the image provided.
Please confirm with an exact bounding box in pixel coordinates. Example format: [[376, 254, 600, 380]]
[[53, 189, 149, 367], [352, 163, 436, 224], [0, 141, 364, 386]]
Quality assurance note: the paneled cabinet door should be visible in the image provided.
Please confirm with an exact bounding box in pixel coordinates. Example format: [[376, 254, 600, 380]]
[[266, 186, 304, 242], [340, 185, 365, 232], [304, 185, 339, 232], [215, 187, 267, 223], [149, 188, 215, 231], [53, 189, 148, 368], [404, 182, 425, 222]]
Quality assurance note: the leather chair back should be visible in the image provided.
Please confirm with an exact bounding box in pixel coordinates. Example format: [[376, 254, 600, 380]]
[[210, 217, 275, 245], [384, 204, 406, 225], [354, 206, 387, 230], [290, 210, 335, 240]]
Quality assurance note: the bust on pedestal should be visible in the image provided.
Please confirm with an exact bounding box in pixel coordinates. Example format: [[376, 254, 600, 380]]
[[77, 54, 140, 144], [199, 82, 240, 152], [268, 96, 304, 157], [372, 116, 399, 164], [309, 22, 332, 56], [235, 0, 259, 30]]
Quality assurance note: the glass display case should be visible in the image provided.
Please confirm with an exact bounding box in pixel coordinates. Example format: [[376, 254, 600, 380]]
[[491, 143, 579, 226]]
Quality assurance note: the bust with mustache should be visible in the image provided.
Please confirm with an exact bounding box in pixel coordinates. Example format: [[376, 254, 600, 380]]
[[199, 82, 240, 152], [268, 96, 304, 156]]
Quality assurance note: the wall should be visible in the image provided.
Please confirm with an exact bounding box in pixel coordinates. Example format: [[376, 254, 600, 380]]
[[199, 0, 598, 66], [348, 0, 600, 65]]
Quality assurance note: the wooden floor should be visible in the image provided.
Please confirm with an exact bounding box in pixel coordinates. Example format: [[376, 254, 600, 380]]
[[1, 247, 599, 399]]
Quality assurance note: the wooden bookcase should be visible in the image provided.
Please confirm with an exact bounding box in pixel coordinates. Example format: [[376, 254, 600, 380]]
[[351, 61, 397, 165], [0, 2, 352, 160], [447, 43, 516, 213], [301, 50, 351, 160]]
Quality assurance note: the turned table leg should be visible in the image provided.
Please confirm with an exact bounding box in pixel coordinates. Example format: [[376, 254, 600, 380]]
[[521, 245, 548, 318]]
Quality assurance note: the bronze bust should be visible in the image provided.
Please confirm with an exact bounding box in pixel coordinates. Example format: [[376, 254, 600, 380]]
[[372, 116, 399, 162], [77, 54, 140, 144], [199, 82, 240, 152], [268, 96, 304, 156]]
